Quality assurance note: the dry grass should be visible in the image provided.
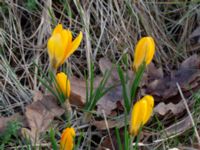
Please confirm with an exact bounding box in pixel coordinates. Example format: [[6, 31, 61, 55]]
[[1, 0, 200, 149]]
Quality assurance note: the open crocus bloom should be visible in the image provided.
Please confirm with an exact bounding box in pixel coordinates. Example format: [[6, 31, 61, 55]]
[[48, 24, 83, 69], [129, 95, 154, 136], [60, 127, 75, 150], [133, 37, 155, 71], [56, 72, 70, 98]]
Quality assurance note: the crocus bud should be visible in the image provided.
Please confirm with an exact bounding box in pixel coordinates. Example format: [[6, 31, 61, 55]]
[[129, 95, 154, 136], [48, 24, 83, 69], [60, 127, 75, 150], [56, 72, 70, 98], [133, 37, 155, 71]]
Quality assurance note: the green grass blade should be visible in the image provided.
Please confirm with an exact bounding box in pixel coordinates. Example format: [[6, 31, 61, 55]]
[[115, 127, 123, 150], [117, 65, 130, 112], [49, 128, 58, 150], [130, 63, 145, 102]]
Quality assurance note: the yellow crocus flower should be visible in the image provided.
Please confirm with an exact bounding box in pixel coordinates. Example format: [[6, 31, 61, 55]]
[[56, 72, 70, 98], [133, 37, 155, 71], [48, 24, 83, 69], [60, 127, 75, 150], [129, 95, 154, 136]]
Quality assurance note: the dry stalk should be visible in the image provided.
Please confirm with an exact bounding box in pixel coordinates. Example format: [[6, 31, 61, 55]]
[[176, 83, 200, 144]]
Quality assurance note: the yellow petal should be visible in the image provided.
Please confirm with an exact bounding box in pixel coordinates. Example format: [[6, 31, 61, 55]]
[[129, 99, 148, 136], [60, 29, 72, 48], [65, 31, 83, 60], [142, 95, 154, 124], [133, 37, 155, 71], [47, 33, 66, 69], [145, 37, 155, 65], [53, 24, 63, 35], [60, 127, 75, 150], [47, 36, 55, 62], [59, 30, 73, 66], [56, 72, 70, 98]]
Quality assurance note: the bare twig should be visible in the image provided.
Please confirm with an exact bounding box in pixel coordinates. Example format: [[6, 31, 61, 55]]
[[176, 83, 200, 144], [102, 110, 115, 150]]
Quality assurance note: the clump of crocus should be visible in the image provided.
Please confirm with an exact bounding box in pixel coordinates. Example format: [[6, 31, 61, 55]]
[[56, 72, 70, 98], [48, 24, 83, 69], [133, 37, 155, 71], [60, 127, 75, 150], [129, 95, 154, 136]]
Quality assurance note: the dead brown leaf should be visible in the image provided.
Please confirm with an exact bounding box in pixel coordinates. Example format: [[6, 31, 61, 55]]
[[146, 68, 200, 101], [97, 85, 123, 115], [23, 94, 65, 143], [92, 120, 118, 130], [92, 117, 124, 130], [180, 54, 200, 69], [99, 57, 135, 83], [99, 57, 119, 81], [147, 63, 163, 80], [70, 77, 87, 107], [154, 101, 185, 116], [146, 55, 200, 103]]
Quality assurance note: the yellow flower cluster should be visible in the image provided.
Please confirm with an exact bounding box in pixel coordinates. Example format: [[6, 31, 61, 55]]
[[47, 23, 156, 146], [47, 24, 83, 98], [47, 25, 81, 149], [130, 36, 156, 136]]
